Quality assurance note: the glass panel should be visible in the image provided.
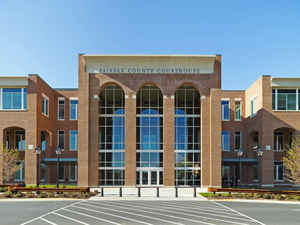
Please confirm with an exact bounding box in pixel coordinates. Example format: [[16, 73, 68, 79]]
[[3, 88, 22, 109], [221, 100, 229, 120], [151, 171, 157, 185], [70, 100, 78, 120], [59, 165, 64, 180], [69, 130, 78, 150], [142, 171, 148, 185], [23, 88, 27, 109]]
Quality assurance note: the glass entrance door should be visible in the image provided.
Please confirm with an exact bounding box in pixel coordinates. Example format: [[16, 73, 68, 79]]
[[138, 170, 161, 186]]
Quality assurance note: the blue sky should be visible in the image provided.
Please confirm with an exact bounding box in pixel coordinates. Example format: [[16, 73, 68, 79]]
[[0, 0, 299, 90]]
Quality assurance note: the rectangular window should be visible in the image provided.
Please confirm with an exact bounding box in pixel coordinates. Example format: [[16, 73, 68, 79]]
[[15, 130, 25, 151], [250, 97, 257, 117], [40, 163, 46, 182], [1, 88, 27, 110], [69, 164, 77, 181], [58, 98, 65, 120], [14, 161, 25, 182], [58, 130, 65, 149], [253, 164, 258, 180], [222, 131, 230, 151], [274, 162, 284, 181], [235, 101, 241, 120], [42, 95, 49, 116], [70, 99, 78, 120], [69, 130, 78, 151], [58, 165, 64, 181], [273, 89, 298, 111], [234, 131, 242, 150], [221, 100, 230, 121], [274, 132, 284, 151]]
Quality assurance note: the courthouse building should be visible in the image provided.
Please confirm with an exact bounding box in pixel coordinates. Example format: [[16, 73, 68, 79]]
[[0, 54, 299, 189]]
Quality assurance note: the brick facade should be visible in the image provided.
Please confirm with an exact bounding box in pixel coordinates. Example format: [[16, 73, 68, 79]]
[[0, 55, 298, 188]]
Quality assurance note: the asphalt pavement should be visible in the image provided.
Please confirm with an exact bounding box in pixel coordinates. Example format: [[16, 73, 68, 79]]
[[0, 199, 299, 225]]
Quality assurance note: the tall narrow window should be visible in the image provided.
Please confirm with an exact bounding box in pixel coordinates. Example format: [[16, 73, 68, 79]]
[[59, 165, 64, 181], [222, 131, 230, 151], [41, 131, 46, 151], [69, 130, 78, 151], [274, 132, 284, 151], [14, 161, 25, 182], [58, 98, 65, 120], [250, 97, 257, 117], [274, 162, 284, 181], [15, 130, 25, 151], [42, 95, 49, 116], [69, 164, 77, 181], [99, 85, 125, 186], [70, 99, 78, 120], [234, 131, 242, 150], [221, 100, 230, 121], [175, 86, 201, 186], [57, 130, 65, 149], [136, 85, 163, 186], [235, 101, 241, 121]]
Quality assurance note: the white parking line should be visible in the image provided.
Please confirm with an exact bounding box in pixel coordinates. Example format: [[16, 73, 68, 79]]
[[62, 208, 122, 225], [141, 201, 246, 217], [71, 205, 155, 225], [52, 212, 90, 225], [80, 201, 185, 225], [213, 201, 266, 225], [20, 201, 84, 225], [109, 201, 251, 225], [40, 218, 58, 225], [95, 201, 226, 225], [139, 201, 254, 222]]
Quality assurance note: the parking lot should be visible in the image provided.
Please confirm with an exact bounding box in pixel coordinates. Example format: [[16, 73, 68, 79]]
[[0, 199, 299, 225]]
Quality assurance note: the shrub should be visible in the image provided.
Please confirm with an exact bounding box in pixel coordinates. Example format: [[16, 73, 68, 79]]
[[14, 192, 24, 198], [25, 192, 35, 198], [39, 192, 48, 198], [0, 187, 8, 192], [263, 194, 272, 199], [296, 196, 300, 201], [47, 192, 55, 198], [3, 191, 13, 198]]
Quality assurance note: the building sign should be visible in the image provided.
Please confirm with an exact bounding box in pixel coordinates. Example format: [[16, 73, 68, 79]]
[[85, 55, 216, 74]]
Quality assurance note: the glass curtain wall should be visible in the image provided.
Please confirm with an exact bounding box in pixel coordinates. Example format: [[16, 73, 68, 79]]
[[175, 86, 201, 186], [98, 85, 125, 185], [136, 85, 163, 185]]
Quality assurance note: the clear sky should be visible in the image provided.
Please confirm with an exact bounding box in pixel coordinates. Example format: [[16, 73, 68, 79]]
[[0, 0, 299, 90]]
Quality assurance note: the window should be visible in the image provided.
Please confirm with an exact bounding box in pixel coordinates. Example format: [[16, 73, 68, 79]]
[[235, 101, 241, 120], [221, 100, 230, 121], [14, 161, 25, 182], [274, 162, 284, 181], [57, 130, 65, 149], [41, 132, 46, 151], [222, 165, 230, 181], [222, 131, 230, 151], [273, 89, 298, 111], [15, 130, 25, 151], [174, 86, 201, 186], [42, 95, 49, 116], [58, 98, 65, 120], [234, 131, 242, 150], [58, 165, 64, 181], [69, 164, 77, 181], [70, 99, 78, 120], [69, 130, 78, 151], [250, 97, 257, 117], [99, 85, 125, 186], [274, 132, 284, 151], [1, 88, 27, 110]]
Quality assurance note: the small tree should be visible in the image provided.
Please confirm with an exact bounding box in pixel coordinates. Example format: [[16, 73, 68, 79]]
[[1, 147, 20, 183], [283, 136, 300, 185]]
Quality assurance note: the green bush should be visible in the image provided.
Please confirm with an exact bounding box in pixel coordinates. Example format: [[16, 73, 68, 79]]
[[47, 192, 55, 198], [0, 187, 8, 192], [14, 192, 24, 198], [25, 192, 35, 198], [3, 191, 13, 198], [296, 196, 300, 201], [39, 192, 48, 198], [263, 194, 272, 199]]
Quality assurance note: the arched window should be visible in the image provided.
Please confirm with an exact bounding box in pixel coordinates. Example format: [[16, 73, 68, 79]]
[[174, 86, 201, 186], [98, 84, 125, 186], [136, 85, 163, 186]]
